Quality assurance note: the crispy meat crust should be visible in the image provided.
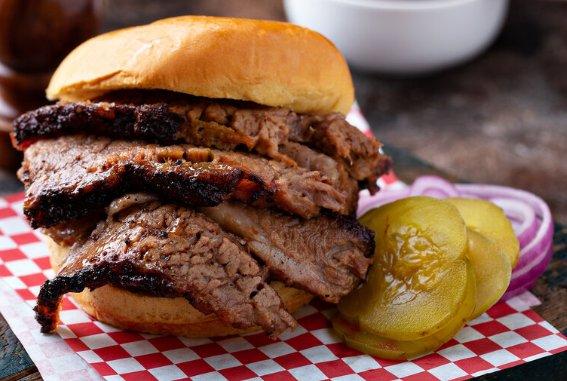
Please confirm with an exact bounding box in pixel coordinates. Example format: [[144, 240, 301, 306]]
[[14, 102, 183, 149]]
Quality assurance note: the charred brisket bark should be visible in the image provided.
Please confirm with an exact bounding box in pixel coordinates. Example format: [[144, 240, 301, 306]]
[[20, 135, 350, 227]]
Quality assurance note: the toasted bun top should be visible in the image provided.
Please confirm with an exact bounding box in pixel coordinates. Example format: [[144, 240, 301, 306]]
[[47, 16, 354, 114]]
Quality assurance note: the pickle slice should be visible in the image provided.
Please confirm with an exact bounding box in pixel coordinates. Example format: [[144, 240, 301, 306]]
[[358, 259, 472, 341], [333, 316, 405, 359], [447, 198, 520, 267], [333, 262, 475, 359], [341, 197, 471, 341], [466, 229, 511, 319]]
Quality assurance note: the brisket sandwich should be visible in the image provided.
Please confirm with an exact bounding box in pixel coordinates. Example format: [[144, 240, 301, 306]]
[[13, 16, 391, 338]]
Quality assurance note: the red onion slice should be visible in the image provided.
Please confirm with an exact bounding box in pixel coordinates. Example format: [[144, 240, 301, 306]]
[[455, 184, 552, 266], [511, 225, 553, 281], [502, 285, 529, 301], [503, 243, 553, 300], [357, 188, 410, 217], [410, 175, 459, 198], [490, 198, 538, 247]]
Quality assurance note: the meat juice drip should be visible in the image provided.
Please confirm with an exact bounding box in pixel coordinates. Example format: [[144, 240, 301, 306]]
[[0, 0, 100, 168]]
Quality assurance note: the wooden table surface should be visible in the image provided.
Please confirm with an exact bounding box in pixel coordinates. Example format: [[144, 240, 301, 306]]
[[1, 1, 566, 380]]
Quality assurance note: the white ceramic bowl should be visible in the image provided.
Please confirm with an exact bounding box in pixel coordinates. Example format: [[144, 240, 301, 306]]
[[284, 0, 509, 74]]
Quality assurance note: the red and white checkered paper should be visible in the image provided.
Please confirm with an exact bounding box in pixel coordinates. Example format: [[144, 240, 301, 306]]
[[1, 105, 566, 381]]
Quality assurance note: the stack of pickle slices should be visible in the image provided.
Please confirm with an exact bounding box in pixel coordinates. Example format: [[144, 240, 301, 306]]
[[333, 197, 519, 359]]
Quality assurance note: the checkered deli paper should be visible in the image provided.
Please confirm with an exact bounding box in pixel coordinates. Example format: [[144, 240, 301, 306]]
[[1, 105, 566, 381]]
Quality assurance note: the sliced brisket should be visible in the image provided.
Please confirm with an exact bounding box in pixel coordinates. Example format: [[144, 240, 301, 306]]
[[42, 217, 99, 247], [35, 195, 295, 337], [280, 142, 360, 213], [20, 136, 350, 228], [13, 95, 390, 191], [202, 203, 374, 303], [13, 102, 183, 149]]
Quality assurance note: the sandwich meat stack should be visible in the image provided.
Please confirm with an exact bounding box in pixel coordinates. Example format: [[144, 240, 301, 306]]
[[12, 17, 390, 338]]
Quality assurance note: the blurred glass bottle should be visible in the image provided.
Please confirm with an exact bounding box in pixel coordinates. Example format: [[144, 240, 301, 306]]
[[0, 0, 100, 168]]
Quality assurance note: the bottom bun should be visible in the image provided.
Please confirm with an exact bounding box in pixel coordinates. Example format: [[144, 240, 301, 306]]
[[46, 236, 313, 337]]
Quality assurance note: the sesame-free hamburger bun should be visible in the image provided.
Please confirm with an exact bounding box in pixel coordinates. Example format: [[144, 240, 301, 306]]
[[47, 16, 354, 115]]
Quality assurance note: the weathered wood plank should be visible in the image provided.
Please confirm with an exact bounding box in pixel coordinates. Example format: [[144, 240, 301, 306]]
[[0, 314, 36, 380]]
